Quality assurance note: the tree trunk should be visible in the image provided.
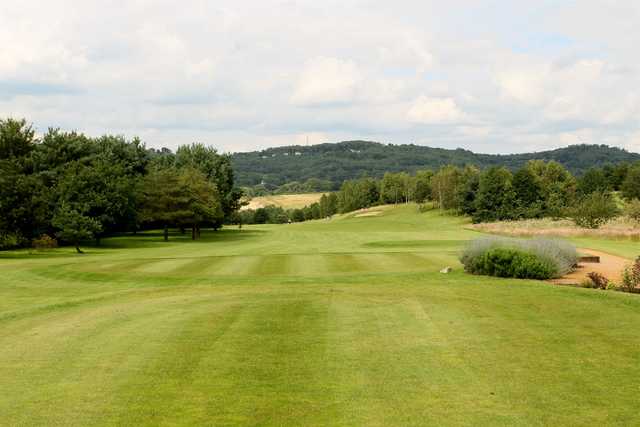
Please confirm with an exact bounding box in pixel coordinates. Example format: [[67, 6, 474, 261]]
[[180, 226, 185, 234], [192, 225, 196, 240], [164, 225, 169, 242], [75, 242, 84, 254], [95, 235, 101, 246]]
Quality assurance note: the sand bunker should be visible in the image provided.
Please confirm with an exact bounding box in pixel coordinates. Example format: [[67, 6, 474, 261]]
[[550, 248, 630, 285]]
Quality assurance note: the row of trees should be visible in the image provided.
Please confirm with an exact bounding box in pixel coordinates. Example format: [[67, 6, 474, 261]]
[[0, 118, 242, 251], [232, 140, 640, 188], [243, 178, 334, 197], [238, 158, 640, 227], [317, 160, 640, 225]]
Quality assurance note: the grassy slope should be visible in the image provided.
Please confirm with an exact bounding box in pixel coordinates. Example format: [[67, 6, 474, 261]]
[[1, 205, 639, 426]]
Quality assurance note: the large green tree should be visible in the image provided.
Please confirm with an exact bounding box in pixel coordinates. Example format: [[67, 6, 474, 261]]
[[174, 143, 243, 225], [512, 167, 543, 218], [431, 165, 461, 210], [578, 168, 609, 196], [138, 168, 192, 241], [622, 164, 640, 201], [473, 167, 516, 223], [52, 202, 103, 253]]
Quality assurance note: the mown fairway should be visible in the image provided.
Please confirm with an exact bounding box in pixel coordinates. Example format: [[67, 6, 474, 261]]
[[1, 205, 639, 426]]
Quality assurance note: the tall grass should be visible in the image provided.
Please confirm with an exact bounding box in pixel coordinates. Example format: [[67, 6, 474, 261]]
[[461, 236, 578, 278]]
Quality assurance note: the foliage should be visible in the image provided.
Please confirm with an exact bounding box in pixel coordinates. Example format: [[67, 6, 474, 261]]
[[253, 208, 270, 224], [168, 143, 242, 227], [569, 192, 620, 229], [413, 170, 434, 203], [461, 237, 577, 279], [0, 118, 35, 159], [380, 172, 411, 204], [0, 232, 23, 250], [578, 168, 609, 196], [456, 166, 480, 216], [337, 177, 379, 213], [512, 166, 544, 218], [138, 167, 222, 240], [621, 256, 640, 293], [621, 164, 640, 201], [231, 140, 640, 188], [625, 199, 640, 225], [431, 165, 461, 210], [32, 234, 58, 250], [0, 117, 243, 249], [463, 247, 555, 279], [583, 272, 610, 290], [52, 203, 103, 253], [472, 167, 516, 222]]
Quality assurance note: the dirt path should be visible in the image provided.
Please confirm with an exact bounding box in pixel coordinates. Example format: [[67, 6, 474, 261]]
[[550, 249, 630, 285]]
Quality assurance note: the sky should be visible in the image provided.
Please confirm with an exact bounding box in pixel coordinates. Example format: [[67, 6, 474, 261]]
[[1, 0, 640, 154]]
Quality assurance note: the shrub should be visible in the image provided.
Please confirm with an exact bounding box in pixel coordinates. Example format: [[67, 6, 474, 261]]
[[0, 232, 22, 250], [621, 256, 640, 293], [569, 191, 619, 229], [466, 248, 555, 279], [584, 272, 609, 290], [32, 234, 58, 250], [461, 237, 577, 279], [625, 199, 640, 225]]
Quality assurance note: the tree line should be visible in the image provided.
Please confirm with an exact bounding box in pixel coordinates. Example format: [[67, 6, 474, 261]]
[[239, 159, 640, 227], [0, 118, 242, 252], [232, 140, 640, 189]]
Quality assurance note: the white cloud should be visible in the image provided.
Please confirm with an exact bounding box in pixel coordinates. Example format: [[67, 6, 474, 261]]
[[407, 96, 465, 124], [290, 57, 362, 107], [0, 1, 639, 154]]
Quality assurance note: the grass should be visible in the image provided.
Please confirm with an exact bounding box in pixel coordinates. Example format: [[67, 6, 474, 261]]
[[470, 216, 640, 239], [1, 205, 640, 425], [242, 192, 326, 210]]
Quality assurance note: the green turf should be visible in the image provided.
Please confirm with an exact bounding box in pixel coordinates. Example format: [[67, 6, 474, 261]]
[[1, 205, 639, 426]]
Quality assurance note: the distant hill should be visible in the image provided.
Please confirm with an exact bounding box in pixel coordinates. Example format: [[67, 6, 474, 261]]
[[231, 141, 640, 188]]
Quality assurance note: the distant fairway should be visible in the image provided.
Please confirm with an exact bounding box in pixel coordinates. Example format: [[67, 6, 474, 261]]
[[1, 205, 640, 425], [242, 192, 325, 210]]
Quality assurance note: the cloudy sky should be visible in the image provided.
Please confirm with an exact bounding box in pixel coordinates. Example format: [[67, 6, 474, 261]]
[[1, 1, 640, 153]]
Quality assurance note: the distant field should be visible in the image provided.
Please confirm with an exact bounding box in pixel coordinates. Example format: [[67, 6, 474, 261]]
[[242, 192, 326, 210], [1, 205, 640, 425]]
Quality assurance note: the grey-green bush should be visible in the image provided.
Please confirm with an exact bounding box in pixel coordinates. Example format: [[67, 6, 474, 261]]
[[460, 236, 577, 279]]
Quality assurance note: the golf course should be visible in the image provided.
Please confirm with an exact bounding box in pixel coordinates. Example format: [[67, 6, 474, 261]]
[[1, 204, 639, 426]]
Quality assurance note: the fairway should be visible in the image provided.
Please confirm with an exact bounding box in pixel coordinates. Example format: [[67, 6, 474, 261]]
[[1, 205, 639, 426]]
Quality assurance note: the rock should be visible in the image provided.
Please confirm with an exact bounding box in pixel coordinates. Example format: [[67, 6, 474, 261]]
[[440, 267, 452, 274]]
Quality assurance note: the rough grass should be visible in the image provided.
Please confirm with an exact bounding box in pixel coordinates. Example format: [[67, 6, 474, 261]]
[[469, 217, 640, 239], [242, 192, 326, 210], [1, 205, 640, 425]]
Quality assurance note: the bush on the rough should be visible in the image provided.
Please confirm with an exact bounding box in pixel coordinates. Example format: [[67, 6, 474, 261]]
[[625, 199, 640, 225], [621, 256, 640, 293], [460, 236, 577, 279], [0, 232, 22, 250], [569, 191, 619, 229], [466, 248, 555, 279], [584, 272, 609, 290], [32, 234, 58, 250]]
